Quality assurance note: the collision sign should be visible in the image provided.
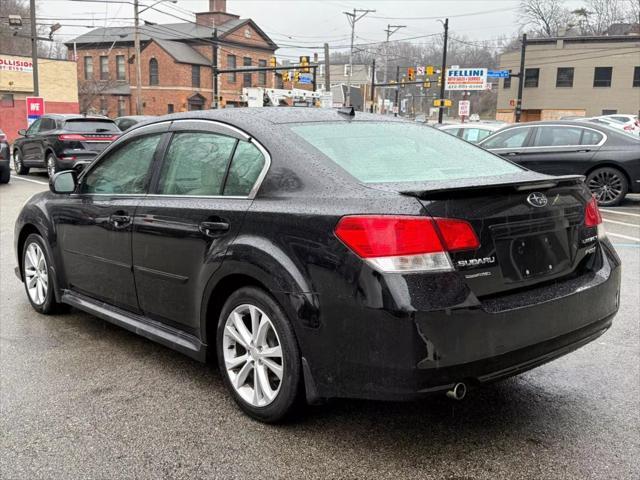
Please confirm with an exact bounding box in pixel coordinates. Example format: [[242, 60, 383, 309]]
[[445, 68, 487, 91]]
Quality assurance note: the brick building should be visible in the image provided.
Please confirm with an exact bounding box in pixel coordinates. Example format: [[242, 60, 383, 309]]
[[65, 0, 278, 116]]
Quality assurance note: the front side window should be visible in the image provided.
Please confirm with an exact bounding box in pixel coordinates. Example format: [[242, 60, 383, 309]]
[[524, 68, 539, 88], [39, 118, 56, 131], [84, 56, 93, 80], [594, 67, 612, 87], [224, 141, 266, 196], [116, 55, 126, 80], [149, 58, 159, 85], [482, 128, 531, 149], [157, 132, 236, 196], [100, 56, 109, 80], [26, 119, 41, 134], [556, 67, 574, 87], [532, 126, 583, 147], [291, 122, 523, 184], [82, 134, 162, 194]]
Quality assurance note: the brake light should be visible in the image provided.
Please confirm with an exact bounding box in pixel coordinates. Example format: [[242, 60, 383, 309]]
[[623, 125, 633, 131], [335, 215, 479, 273], [58, 134, 86, 141], [585, 196, 606, 240]]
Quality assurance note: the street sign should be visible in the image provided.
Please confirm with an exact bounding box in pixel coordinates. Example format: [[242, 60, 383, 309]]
[[416, 66, 425, 76], [458, 100, 470, 117], [298, 74, 312, 85], [434, 99, 452, 107], [392, 105, 399, 114], [26, 97, 44, 125], [487, 70, 510, 78], [445, 68, 488, 91]]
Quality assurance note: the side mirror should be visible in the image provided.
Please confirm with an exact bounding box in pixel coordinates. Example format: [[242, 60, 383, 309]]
[[18, 129, 27, 136], [50, 170, 77, 194]]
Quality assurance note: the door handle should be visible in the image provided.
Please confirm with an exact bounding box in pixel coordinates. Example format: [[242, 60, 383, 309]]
[[109, 214, 131, 229], [505, 152, 518, 156], [199, 221, 230, 237]]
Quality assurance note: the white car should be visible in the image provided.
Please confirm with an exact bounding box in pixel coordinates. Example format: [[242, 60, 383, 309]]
[[437, 123, 506, 144], [599, 114, 640, 135]]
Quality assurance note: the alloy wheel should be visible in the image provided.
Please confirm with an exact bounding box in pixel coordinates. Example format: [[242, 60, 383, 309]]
[[47, 156, 56, 178], [24, 242, 49, 305], [222, 304, 284, 407], [588, 170, 623, 204], [14, 153, 22, 172]]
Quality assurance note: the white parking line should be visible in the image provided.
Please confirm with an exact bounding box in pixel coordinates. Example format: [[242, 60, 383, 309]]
[[607, 232, 640, 242], [600, 209, 640, 218], [603, 219, 640, 228], [10, 175, 48, 186]]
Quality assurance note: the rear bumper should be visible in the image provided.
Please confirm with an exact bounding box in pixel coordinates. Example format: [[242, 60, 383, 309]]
[[57, 150, 97, 171], [306, 241, 621, 401]]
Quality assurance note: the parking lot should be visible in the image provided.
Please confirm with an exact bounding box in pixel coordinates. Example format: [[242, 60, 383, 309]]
[[1, 172, 639, 480]]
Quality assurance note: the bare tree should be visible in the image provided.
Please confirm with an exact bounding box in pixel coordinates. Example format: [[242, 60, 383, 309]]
[[0, 0, 64, 57], [78, 80, 122, 114], [518, 0, 573, 36], [586, 0, 627, 34]]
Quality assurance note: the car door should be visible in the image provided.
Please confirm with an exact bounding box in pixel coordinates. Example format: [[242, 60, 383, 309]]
[[32, 117, 56, 165], [21, 118, 42, 164], [510, 125, 601, 175], [54, 123, 169, 312], [480, 126, 534, 165], [132, 120, 268, 332]]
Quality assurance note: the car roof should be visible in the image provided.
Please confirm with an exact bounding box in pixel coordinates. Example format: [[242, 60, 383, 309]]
[[46, 114, 114, 121]]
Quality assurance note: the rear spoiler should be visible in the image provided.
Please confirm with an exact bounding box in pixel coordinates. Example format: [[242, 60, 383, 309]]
[[395, 174, 586, 199]]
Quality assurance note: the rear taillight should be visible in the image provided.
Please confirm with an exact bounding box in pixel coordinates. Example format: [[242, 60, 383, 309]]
[[58, 134, 119, 141], [623, 125, 633, 131], [585, 197, 606, 239], [58, 134, 86, 141], [334, 215, 479, 273]]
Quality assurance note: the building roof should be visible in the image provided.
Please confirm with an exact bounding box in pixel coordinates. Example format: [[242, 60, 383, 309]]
[[524, 34, 640, 45], [153, 39, 211, 66], [318, 64, 373, 85], [65, 18, 277, 49]]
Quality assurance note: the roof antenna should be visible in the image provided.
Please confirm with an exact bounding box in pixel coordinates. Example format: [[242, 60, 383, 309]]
[[337, 106, 355, 117]]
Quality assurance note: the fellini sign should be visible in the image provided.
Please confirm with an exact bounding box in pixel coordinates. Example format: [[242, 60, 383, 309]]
[[0, 57, 34, 73]]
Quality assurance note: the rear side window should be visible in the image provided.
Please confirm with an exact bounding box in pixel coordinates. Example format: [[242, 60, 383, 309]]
[[82, 134, 162, 194], [482, 128, 531, 149], [157, 132, 236, 196], [581, 129, 604, 146], [532, 126, 583, 147], [290, 122, 522, 184], [442, 127, 460, 137], [223, 141, 266, 196], [461, 128, 493, 143], [64, 120, 119, 133]]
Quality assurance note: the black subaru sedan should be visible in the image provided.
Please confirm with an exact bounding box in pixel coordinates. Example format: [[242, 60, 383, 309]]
[[14, 108, 621, 422]]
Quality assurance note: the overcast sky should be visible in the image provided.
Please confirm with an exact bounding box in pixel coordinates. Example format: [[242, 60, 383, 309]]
[[41, 0, 586, 58]]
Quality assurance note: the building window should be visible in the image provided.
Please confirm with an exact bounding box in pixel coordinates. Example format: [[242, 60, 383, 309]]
[[593, 67, 612, 87], [556, 67, 574, 87], [149, 58, 159, 85], [227, 55, 236, 82], [1, 94, 14, 107], [503, 76, 511, 89], [116, 55, 126, 80], [192, 65, 201, 88], [84, 56, 93, 80], [524, 68, 539, 88], [602, 109, 618, 115], [117, 97, 126, 117], [100, 56, 109, 80], [100, 97, 107, 115], [167, 104, 174, 114], [258, 59, 267, 85], [633, 66, 640, 87], [243, 57, 252, 87]]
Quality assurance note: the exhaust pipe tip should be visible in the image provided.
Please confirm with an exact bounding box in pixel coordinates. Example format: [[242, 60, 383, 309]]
[[446, 382, 467, 401]]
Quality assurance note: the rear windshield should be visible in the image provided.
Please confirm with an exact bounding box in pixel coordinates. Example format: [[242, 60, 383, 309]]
[[64, 120, 119, 133], [290, 122, 522, 184]]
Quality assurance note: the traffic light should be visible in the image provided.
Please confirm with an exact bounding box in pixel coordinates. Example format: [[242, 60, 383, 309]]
[[407, 67, 415, 81], [437, 75, 442, 87], [426, 65, 434, 76], [269, 57, 277, 68], [400, 76, 406, 87], [293, 70, 300, 83], [423, 81, 431, 88], [299, 56, 310, 73], [282, 71, 290, 82]]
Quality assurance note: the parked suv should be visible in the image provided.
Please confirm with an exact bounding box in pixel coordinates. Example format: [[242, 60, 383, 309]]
[[0, 128, 10, 184], [12, 115, 120, 177]]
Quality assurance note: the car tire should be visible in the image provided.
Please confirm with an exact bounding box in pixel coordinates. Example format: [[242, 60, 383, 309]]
[[46, 153, 58, 178], [13, 150, 29, 175], [0, 167, 9, 184], [21, 233, 63, 315], [586, 167, 628, 207], [216, 286, 302, 423]]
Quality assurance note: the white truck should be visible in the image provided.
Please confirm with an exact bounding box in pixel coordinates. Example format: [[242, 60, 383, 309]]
[[242, 88, 332, 108]]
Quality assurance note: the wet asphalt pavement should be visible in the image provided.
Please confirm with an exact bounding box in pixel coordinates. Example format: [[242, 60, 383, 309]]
[[1, 174, 639, 480]]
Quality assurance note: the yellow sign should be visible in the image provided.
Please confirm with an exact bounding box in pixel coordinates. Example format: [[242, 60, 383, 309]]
[[426, 65, 434, 76], [434, 99, 452, 107]]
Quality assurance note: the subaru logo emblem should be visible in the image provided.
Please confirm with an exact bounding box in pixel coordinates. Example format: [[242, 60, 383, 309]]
[[527, 192, 548, 208]]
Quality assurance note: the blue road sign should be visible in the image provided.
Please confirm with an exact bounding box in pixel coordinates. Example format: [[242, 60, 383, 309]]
[[298, 74, 313, 84], [487, 70, 510, 78]]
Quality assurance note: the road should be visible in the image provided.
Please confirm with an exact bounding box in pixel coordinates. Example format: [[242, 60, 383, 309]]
[[1, 173, 639, 480]]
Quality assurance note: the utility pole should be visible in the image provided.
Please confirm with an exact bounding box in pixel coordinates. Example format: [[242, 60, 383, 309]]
[[323, 43, 331, 92], [212, 28, 219, 109], [394, 65, 400, 117], [29, 0, 39, 96], [437, 18, 448, 124], [133, 0, 143, 115], [370, 59, 375, 113], [344, 8, 375, 107], [383, 24, 405, 114], [515, 33, 527, 123]]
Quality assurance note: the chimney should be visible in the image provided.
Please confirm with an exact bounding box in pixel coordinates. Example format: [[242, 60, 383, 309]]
[[196, 0, 239, 27]]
